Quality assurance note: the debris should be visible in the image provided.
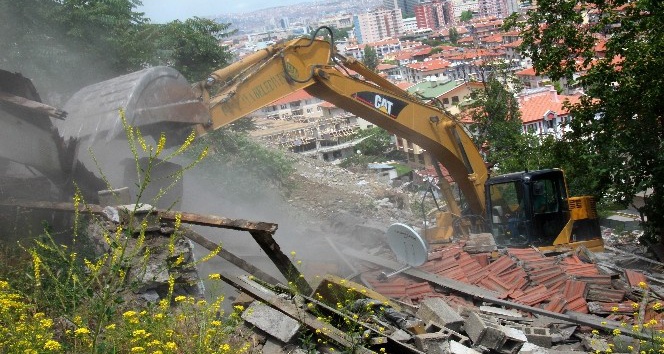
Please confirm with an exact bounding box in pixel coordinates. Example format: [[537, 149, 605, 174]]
[[413, 332, 451, 354], [241, 301, 301, 343], [416, 297, 464, 332]]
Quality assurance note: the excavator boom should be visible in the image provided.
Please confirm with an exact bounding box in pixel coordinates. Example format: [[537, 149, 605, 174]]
[[197, 35, 488, 219]]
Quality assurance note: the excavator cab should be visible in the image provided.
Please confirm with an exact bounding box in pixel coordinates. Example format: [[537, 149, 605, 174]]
[[486, 169, 571, 247]]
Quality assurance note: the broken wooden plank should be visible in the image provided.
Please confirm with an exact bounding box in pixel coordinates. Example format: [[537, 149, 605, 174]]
[[159, 210, 278, 233], [220, 273, 375, 354], [0, 91, 67, 120], [250, 230, 312, 295]]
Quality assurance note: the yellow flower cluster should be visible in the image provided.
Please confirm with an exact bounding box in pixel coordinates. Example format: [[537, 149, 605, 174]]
[[0, 280, 62, 352]]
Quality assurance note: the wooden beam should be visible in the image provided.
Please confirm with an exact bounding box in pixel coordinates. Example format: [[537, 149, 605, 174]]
[[159, 210, 278, 233], [0, 91, 67, 120], [250, 230, 312, 295]]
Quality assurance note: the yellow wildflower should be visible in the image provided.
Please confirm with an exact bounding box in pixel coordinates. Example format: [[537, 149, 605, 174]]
[[208, 273, 221, 280], [174, 295, 186, 302], [632, 302, 640, 309], [40, 318, 53, 329], [211, 320, 222, 327], [639, 281, 648, 289], [123, 310, 137, 318], [156, 132, 166, 156], [234, 305, 245, 312], [131, 347, 145, 353], [613, 328, 621, 336], [592, 330, 599, 335], [290, 251, 296, 257], [43, 340, 61, 351], [220, 343, 231, 352], [75, 327, 91, 336], [164, 341, 177, 350], [611, 306, 619, 312], [654, 302, 662, 310], [106, 323, 116, 330]]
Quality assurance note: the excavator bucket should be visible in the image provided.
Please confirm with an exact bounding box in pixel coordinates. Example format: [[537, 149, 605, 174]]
[[56, 66, 209, 206], [58, 66, 208, 145]]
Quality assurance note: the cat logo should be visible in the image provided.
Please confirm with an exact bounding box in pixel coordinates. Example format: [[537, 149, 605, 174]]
[[351, 91, 407, 119], [374, 95, 394, 115]]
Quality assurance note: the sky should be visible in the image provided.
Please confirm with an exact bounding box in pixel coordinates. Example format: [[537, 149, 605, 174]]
[[138, 0, 306, 23]]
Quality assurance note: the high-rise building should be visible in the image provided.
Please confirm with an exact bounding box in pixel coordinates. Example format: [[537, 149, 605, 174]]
[[383, 0, 421, 17], [353, 8, 405, 44], [451, 0, 479, 19], [478, 0, 510, 18], [414, 1, 450, 29]]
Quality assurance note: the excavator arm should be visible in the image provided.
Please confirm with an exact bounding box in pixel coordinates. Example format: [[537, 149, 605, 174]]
[[195, 33, 488, 223]]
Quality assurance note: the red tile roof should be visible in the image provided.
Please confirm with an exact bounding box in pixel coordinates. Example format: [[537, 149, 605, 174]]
[[375, 63, 397, 71], [516, 67, 538, 76], [406, 59, 451, 72], [519, 89, 580, 123]]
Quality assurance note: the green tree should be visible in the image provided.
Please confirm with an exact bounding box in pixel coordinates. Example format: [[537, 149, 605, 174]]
[[353, 127, 394, 157], [362, 45, 379, 71], [460, 10, 473, 22], [158, 17, 234, 82], [466, 71, 528, 173], [505, 0, 664, 243], [0, 0, 152, 95], [448, 27, 460, 44]]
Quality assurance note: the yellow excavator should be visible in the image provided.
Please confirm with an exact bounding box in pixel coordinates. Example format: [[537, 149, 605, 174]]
[[53, 27, 602, 251]]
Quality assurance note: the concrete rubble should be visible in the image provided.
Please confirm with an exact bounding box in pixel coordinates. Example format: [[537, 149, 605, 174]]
[[3, 156, 664, 353]]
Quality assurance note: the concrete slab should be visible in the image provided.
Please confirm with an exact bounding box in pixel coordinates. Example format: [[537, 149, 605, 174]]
[[242, 301, 301, 343], [413, 332, 450, 354], [416, 297, 464, 332]]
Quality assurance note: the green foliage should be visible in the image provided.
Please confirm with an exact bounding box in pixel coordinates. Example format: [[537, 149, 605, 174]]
[[339, 128, 397, 169], [158, 17, 234, 82], [190, 128, 295, 193], [505, 0, 664, 242], [362, 45, 379, 71], [0, 0, 151, 94], [0, 0, 234, 96], [466, 70, 527, 173], [460, 10, 473, 22], [353, 127, 394, 157], [423, 38, 444, 47], [449, 27, 460, 44], [390, 163, 413, 177]]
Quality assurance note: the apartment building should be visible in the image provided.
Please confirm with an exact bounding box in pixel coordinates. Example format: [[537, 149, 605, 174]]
[[451, 0, 479, 19], [383, 0, 421, 16], [414, 1, 451, 30], [353, 8, 405, 44]]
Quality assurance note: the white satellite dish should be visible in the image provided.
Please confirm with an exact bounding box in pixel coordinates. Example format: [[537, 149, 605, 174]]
[[380, 223, 428, 280]]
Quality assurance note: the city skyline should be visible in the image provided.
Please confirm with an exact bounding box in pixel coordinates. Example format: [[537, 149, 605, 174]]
[[138, 0, 310, 23]]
